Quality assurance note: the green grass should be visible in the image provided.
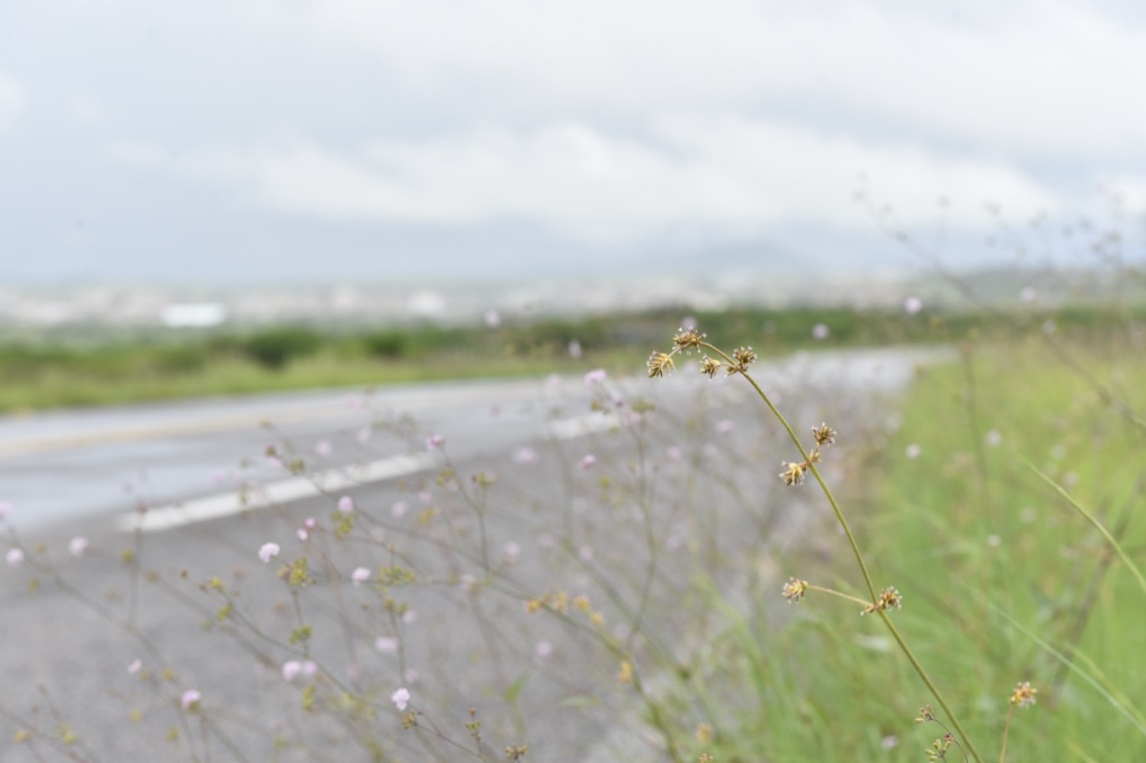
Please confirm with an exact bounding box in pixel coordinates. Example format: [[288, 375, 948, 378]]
[[2, 303, 1142, 413], [693, 335, 1146, 760]]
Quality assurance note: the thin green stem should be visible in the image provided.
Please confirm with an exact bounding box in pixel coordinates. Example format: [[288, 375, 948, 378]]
[[697, 341, 983, 763], [998, 704, 1015, 763], [701, 342, 876, 598], [1026, 459, 1146, 600], [805, 584, 869, 608], [878, 612, 981, 763]]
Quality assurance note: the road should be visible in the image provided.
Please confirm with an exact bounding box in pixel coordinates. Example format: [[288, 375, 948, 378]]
[[0, 348, 943, 762]]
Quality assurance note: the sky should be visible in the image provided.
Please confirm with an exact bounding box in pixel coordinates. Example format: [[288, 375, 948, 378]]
[[2, 0, 1145, 285]]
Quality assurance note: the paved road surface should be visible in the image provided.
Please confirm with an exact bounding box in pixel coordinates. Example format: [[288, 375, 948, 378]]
[[0, 349, 943, 762]]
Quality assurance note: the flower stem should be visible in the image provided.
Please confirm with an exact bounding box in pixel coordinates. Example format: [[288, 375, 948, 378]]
[[701, 341, 983, 763]]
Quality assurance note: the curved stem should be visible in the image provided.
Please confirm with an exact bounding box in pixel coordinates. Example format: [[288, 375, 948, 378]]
[[698, 342, 983, 763]]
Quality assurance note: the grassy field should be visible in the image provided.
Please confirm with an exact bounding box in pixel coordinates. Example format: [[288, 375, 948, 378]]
[[688, 333, 1146, 761], [1, 303, 1141, 412]]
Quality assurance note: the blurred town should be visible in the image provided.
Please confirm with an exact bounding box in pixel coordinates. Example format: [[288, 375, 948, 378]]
[[0, 266, 1133, 333]]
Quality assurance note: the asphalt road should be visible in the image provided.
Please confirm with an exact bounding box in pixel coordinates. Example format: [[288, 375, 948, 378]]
[[0, 348, 943, 762]]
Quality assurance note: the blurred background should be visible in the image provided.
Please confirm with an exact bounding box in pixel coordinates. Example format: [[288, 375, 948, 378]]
[[1, 0, 1144, 403]]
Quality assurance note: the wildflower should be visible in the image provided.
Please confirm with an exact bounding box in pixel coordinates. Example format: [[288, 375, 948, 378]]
[[337, 495, 354, 514], [914, 705, 935, 723], [425, 434, 445, 450], [282, 661, 302, 682], [812, 323, 830, 340], [181, 690, 202, 711], [811, 423, 836, 447], [904, 296, 923, 315], [780, 461, 807, 486], [375, 636, 399, 653], [568, 339, 583, 359], [731, 346, 757, 370], [351, 567, 370, 585], [1010, 681, 1038, 708], [391, 500, 409, 518], [314, 440, 332, 456], [905, 443, 922, 459], [68, 537, 89, 557], [535, 640, 553, 658], [715, 419, 735, 434], [647, 351, 675, 378], [502, 542, 521, 565], [6, 548, 24, 567], [513, 447, 539, 465], [926, 734, 954, 761], [699, 356, 721, 379], [862, 586, 903, 615], [583, 369, 607, 385], [579, 454, 597, 470], [391, 687, 411, 711], [127, 658, 142, 674], [258, 542, 280, 564], [782, 577, 808, 602], [672, 327, 705, 351]]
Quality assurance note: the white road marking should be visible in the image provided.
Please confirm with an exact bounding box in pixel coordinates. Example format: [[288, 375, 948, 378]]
[[118, 411, 623, 533], [547, 412, 627, 439], [116, 452, 440, 533]]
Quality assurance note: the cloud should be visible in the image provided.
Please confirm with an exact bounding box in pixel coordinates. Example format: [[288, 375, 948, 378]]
[[233, 0, 1146, 159], [0, 72, 26, 131], [114, 117, 1056, 242]]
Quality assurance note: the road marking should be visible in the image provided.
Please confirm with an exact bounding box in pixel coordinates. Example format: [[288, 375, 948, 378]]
[[548, 412, 627, 439], [116, 452, 440, 533], [118, 412, 621, 533]]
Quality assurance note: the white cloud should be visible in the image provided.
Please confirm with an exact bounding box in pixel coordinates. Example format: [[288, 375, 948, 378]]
[[233, 0, 1146, 159], [0, 72, 26, 131], [65, 94, 112, 127], [114, 117, 1056, 242]]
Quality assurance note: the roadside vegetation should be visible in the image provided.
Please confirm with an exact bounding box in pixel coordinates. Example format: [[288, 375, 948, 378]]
[[3, 262, 1146, 760], [1, 303, 1141, 412]]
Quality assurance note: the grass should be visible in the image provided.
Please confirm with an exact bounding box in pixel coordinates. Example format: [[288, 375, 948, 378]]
[[692, 334, 1146, 760], [2, 303, 1142, 413]]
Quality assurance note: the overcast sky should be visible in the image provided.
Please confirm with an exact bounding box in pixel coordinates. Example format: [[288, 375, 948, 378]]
[[2, 1, 1145, 284]]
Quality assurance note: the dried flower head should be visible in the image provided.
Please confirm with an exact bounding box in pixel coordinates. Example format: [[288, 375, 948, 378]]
[[862, 586, 903, 615], [812, 423, 837, 447], [699, 356, 721, 379], [914, 705, 936, 724], [731, 346, 757, 371], [780, 461, 807, 486], [782, 577, 808, 602], [672, 327, 705, 351], [1010, 681, 1038, 708], [647, 351, 675, 378]]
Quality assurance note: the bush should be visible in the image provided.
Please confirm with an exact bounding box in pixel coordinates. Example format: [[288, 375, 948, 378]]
[[361, 330, 409, 360], [241, 327, 322, 370]]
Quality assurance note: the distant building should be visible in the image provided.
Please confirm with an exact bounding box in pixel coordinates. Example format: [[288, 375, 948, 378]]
[[161, 303, 228, 328]]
